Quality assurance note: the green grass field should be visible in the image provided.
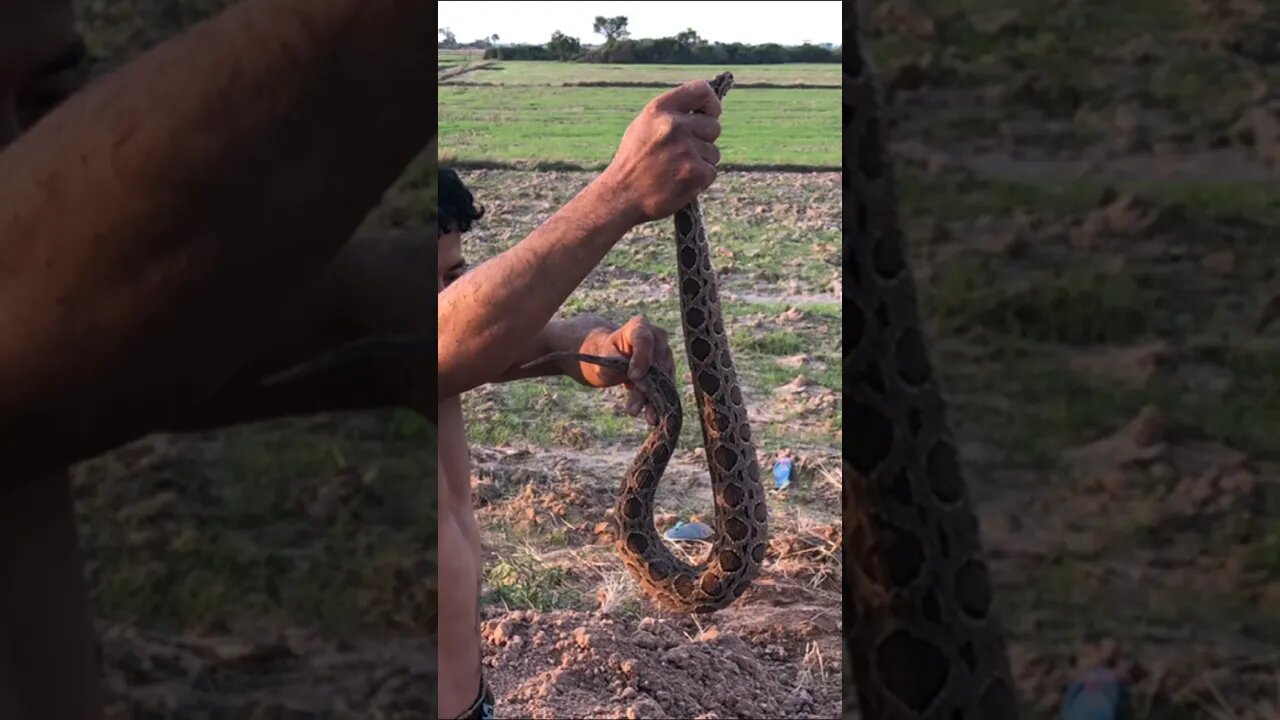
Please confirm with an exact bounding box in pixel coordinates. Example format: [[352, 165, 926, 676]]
[[438, 85, 839, 168], [442, 61, 840, 86], [438, 57, 839, 168]]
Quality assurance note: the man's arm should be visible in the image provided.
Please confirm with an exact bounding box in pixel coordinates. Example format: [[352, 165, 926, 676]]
[[162, 337, 433, 433], [437, 80, 724, 400], [0, 0, 432, 479], [170, 310, 671, 435], [158, 228, 435, 430], [490, 317, 604, 383]]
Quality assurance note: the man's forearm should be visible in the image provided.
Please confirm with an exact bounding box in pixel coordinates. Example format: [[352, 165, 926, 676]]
[[164, 339, 432, 433], [0, 0, 432, 475], [438, 180, 635, 399], [488, 313, 599, 381]]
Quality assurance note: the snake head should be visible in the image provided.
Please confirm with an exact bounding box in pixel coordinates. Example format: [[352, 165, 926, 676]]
[[710, 72, 734, 98]]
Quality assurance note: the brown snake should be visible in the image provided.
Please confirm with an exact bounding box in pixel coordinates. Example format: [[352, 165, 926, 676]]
[[533, 73, 768, 613], [844, 4, 1020, 717]]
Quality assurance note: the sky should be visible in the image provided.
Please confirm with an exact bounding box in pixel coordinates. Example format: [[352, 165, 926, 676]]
[[438, 1, 842, 47]]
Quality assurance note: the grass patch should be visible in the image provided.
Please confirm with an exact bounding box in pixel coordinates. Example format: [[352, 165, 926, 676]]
[[439, 86, 838, 167], [925, 258, 1161, 345], [465, 382, 562, 447], [438, 60, 840, 87], [1189, 346, 1280, 460], [484, 551, 582, 612]]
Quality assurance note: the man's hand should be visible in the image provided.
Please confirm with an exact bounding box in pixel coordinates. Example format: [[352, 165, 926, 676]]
[[554, 315, 676, 425], [595, 79, 723, 226]]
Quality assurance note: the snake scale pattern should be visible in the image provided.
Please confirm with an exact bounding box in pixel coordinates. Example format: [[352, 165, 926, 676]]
[[565, 72, 768, 614], [844, 4, 1021, 718]]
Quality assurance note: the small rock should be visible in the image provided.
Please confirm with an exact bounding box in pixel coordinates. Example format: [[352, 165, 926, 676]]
[[626, 693, 667, 719]]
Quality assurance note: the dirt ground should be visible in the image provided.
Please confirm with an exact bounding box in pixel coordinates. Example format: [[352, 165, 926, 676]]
[[856, 1, 1280, 717], [466, 447, 843, 720]]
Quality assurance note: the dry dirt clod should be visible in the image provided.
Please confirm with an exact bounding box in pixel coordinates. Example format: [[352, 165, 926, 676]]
[[1063, 406, 1172, 471], [1068, 341, 1173, 387], [1123, 406, 1170, 447]]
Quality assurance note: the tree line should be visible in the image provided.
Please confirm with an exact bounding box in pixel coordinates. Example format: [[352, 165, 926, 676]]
[[438, 16, 840, 64]]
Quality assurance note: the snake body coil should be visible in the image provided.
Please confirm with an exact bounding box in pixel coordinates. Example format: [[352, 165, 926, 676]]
[[574, 73, 768, 613]]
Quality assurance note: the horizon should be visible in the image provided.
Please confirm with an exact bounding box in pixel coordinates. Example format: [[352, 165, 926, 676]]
[[437, 1, 842, 47]]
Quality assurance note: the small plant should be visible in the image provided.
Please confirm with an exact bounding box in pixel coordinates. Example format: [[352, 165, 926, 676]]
[[484, 551, 581, 612]]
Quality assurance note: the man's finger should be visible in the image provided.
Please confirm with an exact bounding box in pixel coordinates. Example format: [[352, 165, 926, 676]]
[[626, 386, 644, 416], [621, 321, 655, 382], [686, 114, 722, 143], [652, 79, 722, 118], [692, 161, 717, 194], [659, 343, 676, 379], [692, 138, 721, 167]]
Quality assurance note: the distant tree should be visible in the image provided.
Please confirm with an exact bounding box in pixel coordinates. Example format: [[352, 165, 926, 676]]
[[592, 15, 630, 45], [547, 30, 583, 60], [437, 27, 456, 47], [490, 33, 500, 45], [675, 28, 704, 48]]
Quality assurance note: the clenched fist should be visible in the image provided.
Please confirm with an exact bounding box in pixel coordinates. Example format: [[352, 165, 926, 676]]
[[597, 79, 723, 226]]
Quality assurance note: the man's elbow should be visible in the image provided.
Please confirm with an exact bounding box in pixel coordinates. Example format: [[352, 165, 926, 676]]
[[436, 366, 470, 402], [436, 355, 492, 401]]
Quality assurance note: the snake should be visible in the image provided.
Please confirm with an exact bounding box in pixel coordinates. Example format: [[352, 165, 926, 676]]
[[531, 73, 768, 614], [843, 5, 1021, 717]]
